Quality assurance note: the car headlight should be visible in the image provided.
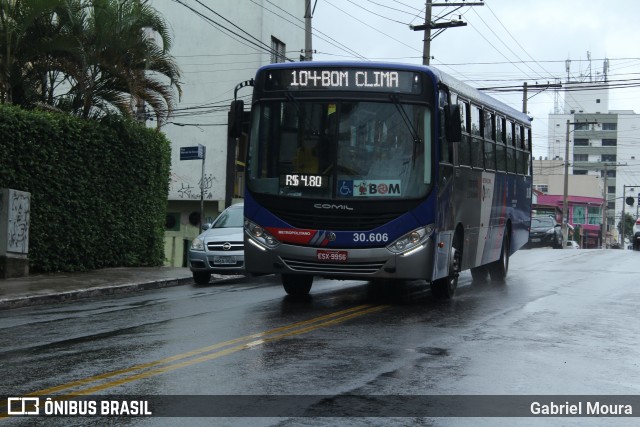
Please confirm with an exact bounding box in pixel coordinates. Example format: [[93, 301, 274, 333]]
[[245, 218, 280, 249], [387, 224, 433, 254], [545, 228, 555, 235], [191, 238, 205, 251]]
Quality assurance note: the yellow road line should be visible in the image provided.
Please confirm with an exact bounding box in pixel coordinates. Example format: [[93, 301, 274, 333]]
[[20, 304, 387, 397]]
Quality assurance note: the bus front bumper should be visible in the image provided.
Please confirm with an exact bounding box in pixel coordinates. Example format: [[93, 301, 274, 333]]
[[244, 237, 434, 280]]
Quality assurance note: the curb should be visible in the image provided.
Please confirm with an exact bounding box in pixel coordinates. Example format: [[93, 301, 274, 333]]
[[0, 277, 194, 311]]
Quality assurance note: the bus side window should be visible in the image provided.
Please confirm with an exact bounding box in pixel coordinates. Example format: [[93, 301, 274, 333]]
[[458, 100, 471, 167], [470, 105, 483, 169], [483, 110, 496, 171], [495, 116, 506, 172], [525, 127, 532, 176], [506, 120, 516, 173], [515, 124, 525, 175]]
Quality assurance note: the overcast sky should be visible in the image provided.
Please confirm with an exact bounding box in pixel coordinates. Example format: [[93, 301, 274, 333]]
[[311, 0, 640, 158]]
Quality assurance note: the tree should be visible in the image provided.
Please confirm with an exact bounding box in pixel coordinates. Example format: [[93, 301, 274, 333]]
[[1, 0, 182, 127], [0, 0, 65, 104], [617, 211, 635, 245]]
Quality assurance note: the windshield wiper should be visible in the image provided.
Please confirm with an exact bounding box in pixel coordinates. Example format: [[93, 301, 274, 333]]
[[389, 94, 421, 144]]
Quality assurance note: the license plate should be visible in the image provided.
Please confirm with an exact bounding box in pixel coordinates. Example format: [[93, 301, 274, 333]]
[[316, 250, 348, 263], [213, 256, 236, 265], [531, 238, 541, 243]]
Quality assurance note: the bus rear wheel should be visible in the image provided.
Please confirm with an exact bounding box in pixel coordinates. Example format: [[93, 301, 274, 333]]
[[430, 238, 461, 299], [282, 274, 313, 296], [488, 231, 510, 283]]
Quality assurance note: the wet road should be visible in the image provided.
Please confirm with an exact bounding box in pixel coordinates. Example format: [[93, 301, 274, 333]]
[[1, 249, 638, 426]]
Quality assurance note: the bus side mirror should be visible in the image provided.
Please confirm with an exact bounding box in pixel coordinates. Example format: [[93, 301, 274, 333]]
[[228, 100, 244, 139], [445, 104, 462, 143]]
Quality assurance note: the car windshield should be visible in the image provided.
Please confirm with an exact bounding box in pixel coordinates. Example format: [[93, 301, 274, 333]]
[[532, 217, 554, 228], [212, 206, 243, 228], [247, 100, 432, 200]]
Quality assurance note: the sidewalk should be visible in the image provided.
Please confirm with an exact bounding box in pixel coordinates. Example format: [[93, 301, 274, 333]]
[[0, 267, 196, 310]]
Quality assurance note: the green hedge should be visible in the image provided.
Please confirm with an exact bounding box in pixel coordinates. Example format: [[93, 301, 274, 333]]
[[0, 104, 170, 272]]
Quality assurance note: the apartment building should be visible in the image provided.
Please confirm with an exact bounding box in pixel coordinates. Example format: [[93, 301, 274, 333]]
[[545, 77, 640, 243]]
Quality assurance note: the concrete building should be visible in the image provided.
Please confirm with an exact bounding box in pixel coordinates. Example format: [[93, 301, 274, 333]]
[[532, 160, 605, 248], [148, 1, 306, 266], [545, 65, 640, 243]]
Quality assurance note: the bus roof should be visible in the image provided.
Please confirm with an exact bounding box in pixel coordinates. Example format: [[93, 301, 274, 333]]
[[256, 61, 531, 125]]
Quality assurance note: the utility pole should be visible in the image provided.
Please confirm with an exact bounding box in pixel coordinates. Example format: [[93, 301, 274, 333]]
[[562, 119, 598, 249], [304, 0, 313, 61], [410, 1, 483, 65], [422, 0, 432, 65]]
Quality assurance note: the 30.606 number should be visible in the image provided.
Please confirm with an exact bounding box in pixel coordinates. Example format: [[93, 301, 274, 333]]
[[353, 233, 388, 243]]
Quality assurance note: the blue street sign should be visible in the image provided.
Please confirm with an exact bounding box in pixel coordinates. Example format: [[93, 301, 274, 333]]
[[180, 145, 205, 160]]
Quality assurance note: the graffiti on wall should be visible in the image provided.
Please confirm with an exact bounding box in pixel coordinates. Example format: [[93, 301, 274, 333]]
[[7, 190, 30, 254], [170, 172, 219, 200]]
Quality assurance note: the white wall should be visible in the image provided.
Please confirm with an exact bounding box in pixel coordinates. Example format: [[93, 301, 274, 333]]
[[150, 1, 306, 265], [152, 0, 305, 203]]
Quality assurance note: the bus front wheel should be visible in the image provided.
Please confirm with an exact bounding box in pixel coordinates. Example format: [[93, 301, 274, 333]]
[[282, 274, 313, 296], [430, 238, 461, 299]]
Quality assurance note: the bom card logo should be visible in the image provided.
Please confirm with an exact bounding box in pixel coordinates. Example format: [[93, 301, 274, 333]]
[[338, 180, 401, 197]]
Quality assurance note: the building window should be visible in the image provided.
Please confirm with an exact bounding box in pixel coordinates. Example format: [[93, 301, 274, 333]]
[[573, 206, 586, 224], [587, 207, 602, 225], [574, 122, 589, 130], [602, 123, 617, 131], [573, 138, 589, 146], [271, 37, 286, 63], [602, 139, 617, 146], [534, 184, 548, 193], [601, 154, 616, 162], [574, 170, 588, 175], [607, 186, 616, 194], [573, 154, 588, 162]]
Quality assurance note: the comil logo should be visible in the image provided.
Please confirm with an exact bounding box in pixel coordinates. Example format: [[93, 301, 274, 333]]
[[7, 397, 40, 415]]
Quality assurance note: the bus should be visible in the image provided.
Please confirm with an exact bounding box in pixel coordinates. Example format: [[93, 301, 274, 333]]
[[232, 61, 532, 299]]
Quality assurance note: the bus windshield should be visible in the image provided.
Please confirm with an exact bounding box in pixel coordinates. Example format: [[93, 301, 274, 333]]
[[247, 100, 432, 200]]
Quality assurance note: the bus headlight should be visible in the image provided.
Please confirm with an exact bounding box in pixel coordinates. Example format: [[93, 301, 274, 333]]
[[245, 219, 280, 249], [387, 224, 434, 254]]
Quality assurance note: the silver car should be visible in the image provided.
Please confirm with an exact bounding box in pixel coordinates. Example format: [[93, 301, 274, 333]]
[[189, 203, 244, 284]]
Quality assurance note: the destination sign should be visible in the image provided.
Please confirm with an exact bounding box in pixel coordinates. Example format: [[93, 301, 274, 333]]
[[264, 68, 421, 94]]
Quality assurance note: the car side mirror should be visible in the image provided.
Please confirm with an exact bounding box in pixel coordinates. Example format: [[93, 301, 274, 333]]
[[201, 223, 211, 231]]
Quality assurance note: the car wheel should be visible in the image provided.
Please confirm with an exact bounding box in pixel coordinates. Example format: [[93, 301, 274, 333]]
[[430, 232, 461, 299], [488, 230, 510, 283], [282, 274, 313, 296], [193, 272, 211, 285]]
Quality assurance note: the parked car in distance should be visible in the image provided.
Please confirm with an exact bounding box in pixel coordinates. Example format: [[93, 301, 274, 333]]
[[565, 240, 580, 249], [189, 203, 244, 284], [528, 216, 562, 248], [633, 216, 640, 251]]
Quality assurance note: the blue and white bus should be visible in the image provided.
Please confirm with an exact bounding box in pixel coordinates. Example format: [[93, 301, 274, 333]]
[[234, 62, 532, 298]]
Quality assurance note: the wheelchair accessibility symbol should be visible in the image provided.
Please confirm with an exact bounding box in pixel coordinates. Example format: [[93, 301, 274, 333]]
[[338, 180, 353, 196]]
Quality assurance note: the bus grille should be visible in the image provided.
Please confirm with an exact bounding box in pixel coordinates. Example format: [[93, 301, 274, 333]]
[[281, 257, 385, 274], [270, 209, 399, 231]]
